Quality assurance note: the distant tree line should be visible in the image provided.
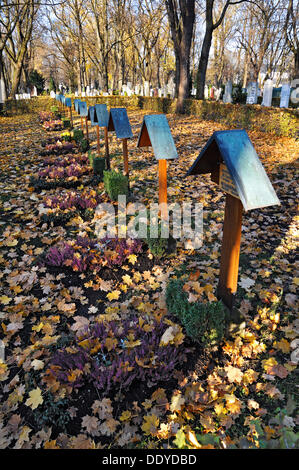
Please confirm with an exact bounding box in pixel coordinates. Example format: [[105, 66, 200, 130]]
[[0, 0, 297, 112]]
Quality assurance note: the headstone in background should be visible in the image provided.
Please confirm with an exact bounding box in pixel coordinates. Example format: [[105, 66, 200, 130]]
[[103, 92, 109, 96], [158, 88, 162, 97], [162, 85, 167, 97], [204, 85, 209, 99], [262, 79, 273, 107], [50, 90, 56, 98], [223, 80, 233, 103], [134, 85, 140, 95], [81, 91, 86, 97], [167, 78, 175, 98], [150, 88, 154, 97], [144, 81, 150, 97], [15, 94, 19, 100], [280, 83, 291, 108], [86, 85, 90, 95], [215, 88, 222, 101], [191, 88, 197, 96], [126, 82, 132, 96], [246, 81, 258, 104], [75, 90, 79, 97], [0, 76, 6, 104], [140, 85, 144, 96]]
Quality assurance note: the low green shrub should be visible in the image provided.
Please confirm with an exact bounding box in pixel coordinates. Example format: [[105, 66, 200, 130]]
[[62, 118, 71, 129], [103, 170, 129, 201], [92, 156, 106, 177], [79, 138, 89, 152], [142, 218, 176, 258], [166, 278, 227, 349], [73, 128, 84, 143]]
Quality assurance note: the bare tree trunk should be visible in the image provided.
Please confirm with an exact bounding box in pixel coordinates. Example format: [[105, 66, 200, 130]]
[[196, 26, 213, 99], [165, 0, 195, 113]]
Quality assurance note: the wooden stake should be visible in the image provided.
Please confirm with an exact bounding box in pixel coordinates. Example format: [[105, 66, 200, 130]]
[[104, 127, 110, 169], [217, 194, 243, 310], [122, 138, 129, 177], [158, 159, 168, 220], [69, 107, 73, 128], [96, 125, 100, 156], [85, 117, 89, 141]]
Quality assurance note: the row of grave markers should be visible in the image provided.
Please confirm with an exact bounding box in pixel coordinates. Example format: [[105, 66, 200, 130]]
[[53, 76, 294, 108], [222, 80, 293, 108], [54, 93, 280, 311]]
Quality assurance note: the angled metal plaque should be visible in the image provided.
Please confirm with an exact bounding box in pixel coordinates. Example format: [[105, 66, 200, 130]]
[[65, 97, 72, 108], [79, 101, 88, 117], [94, 104, 109, 127], [74, 99, 81, 113], [88, 106, 97, 126], [108, 108, 133, 139], [186, 129, 280, 212], [137, 114, 178, 160]]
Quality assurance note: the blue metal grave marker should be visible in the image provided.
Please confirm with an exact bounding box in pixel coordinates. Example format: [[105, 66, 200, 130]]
[[107, 108, 132, 178], [65, 97, 72, 108], [79, 101, 88, 117], [94, 104, 109, 128], [88, 106, 97, 126], [74, 99, 81, 113], [186, 129, 280, 212], [137, 114, 178, 160], [108, 108, 133, 139], [186, 129, 280, 310], [137, 114, 178, 219]]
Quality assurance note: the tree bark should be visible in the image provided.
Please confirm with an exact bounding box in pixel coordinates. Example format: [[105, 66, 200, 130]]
[[196, 26, 213, 100], [165, 0, 195, 113]]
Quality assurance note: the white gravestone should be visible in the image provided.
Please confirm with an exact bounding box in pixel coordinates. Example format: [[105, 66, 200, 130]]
[[204, 85, 209, 99], [246, 82, 258, 104], [223, 81, 233, 103], [144, 81, 150, 97], [280, 83, 291, 108], [215, 88, 222, 101], [262, 79, 273, 107]]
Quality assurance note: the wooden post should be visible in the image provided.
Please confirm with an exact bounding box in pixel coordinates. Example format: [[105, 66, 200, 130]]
[[69, 107, 73, 128], [104, 127, 110, 169], [158, 159, 168, 220], [217, 194, 243, 310], [85, 117, 89, 141], [96, 125, 100, 156], [122, 138, 129, 177], [80, 117, 84, 131]]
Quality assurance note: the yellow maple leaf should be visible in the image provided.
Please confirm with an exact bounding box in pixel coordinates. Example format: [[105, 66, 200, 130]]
[[262, 357, 278, 374], [119, 410, 132, 422], [6, 238, 18, 247], [170, 393, 185, 412], [0, 295, 12, 305], [107, 290, 121, 301], [122, 274, 132, 286], [128, 254, 137, 265], [274, 338, 290, 353], [141, 414, 159, 436], [25, 387, 43, 410]]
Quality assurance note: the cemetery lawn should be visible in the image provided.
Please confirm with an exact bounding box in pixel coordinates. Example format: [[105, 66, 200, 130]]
[[0, 104, 298, 449]]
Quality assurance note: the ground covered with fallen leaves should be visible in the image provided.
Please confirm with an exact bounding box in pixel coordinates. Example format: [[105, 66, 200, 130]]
[[0, 100, 298, 449]]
